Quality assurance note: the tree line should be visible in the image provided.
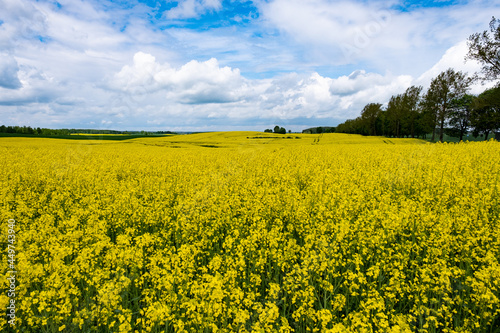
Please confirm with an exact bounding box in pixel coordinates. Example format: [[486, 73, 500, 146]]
[[264, 126, 290, 134], [336, 17, 500, 142], [0, 125, 71, 136], [0, 125, 175, 136]]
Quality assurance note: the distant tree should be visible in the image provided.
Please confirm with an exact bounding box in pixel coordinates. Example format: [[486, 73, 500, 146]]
[[273, 125, 280, 133], [22, 126, 34, 134], [377, 110, 388, 136], [336, 120, 353, 134], [288, 129, 292, 133], [360, 103, 382, 136], [316, 127, 323, 134], [421, 89, 441, 141], [336, 117, 367, 135], [471, 86, 500, 140], [385, 86, 422, 138], [279, 127, 286, 134], [386, 94, 404, 137], [264, 129, 273, 133], [449, 94, 474, 141], [426, 69, 472, 142], [402, 86, 423, 138], [466, 17, 500, 81]]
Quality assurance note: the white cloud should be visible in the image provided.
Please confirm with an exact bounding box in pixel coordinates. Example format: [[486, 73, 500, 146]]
[[165, 0, 223, 19], [257, 0, 500, 75], [257, 0, 397, 64], [111, 52, 247, 104], [0, 63, 62, 106], [329, 70, 413, 112], [416, 40, 499, 94], [0, 54, 22, 89], [0, 0, 47, 51], [111, 52, 415, 121]]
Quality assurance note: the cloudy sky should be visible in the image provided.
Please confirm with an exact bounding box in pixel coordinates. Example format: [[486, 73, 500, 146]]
[[0, 0, 498, 132]]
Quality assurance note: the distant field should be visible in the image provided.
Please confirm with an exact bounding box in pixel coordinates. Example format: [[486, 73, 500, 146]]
[[132, 131, 428, 148], [1, 132, 499, 332]]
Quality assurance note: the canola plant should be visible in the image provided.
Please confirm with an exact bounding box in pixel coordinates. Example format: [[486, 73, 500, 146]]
[[0, 133, 499, 332]]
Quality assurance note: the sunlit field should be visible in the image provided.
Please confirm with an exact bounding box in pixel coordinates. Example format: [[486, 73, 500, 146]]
[[1, 133, 499, 332]]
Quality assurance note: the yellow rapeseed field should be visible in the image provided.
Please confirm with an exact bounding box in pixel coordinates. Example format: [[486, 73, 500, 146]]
[[0, 132, 499, 332]]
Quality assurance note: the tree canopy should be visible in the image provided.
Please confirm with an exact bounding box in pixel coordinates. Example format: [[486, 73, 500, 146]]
[[466, 16, 500, 81]]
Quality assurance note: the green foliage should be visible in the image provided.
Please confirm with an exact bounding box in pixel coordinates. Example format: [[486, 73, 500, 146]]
[[273, 126, 287, 134], [449, 94, 475, 141], [337, 87, 424, 139], [466, 16, 500, 81], [0, 126, 176, 138], [302, 127, 335, 134], [360, 103, 382, 136], [426, 68, 472, 142], [471, 86, 500, 140]]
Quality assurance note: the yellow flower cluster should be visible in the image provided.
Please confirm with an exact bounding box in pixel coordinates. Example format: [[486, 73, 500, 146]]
[[0, 133, 499, 332]]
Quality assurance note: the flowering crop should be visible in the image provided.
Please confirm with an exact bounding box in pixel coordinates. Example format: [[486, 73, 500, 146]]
[[0, 133, 499, 332]]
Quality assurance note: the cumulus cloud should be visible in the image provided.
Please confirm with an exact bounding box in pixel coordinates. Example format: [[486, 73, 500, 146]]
[[0, 64, 61, 106], [329, 70, 413, 112], [0, 54, 22, 89], [107, 51, 419, 128], [416, 40, 499, 94], [111, 52, 247, 104]]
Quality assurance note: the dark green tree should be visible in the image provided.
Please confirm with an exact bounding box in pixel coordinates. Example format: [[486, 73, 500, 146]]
[[360, 103, 382, 136], [426, 69, 472, 142], [466, 17, 500, 81], [471, 86, 500, 140], [449, 94, 474, 141], [402, 86, 423, 138], [386, 94, 404, 137], [421, 88, 440, 141]]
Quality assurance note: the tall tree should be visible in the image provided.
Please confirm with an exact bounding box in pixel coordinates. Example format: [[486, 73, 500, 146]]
[[449, 94, 474, 141], [386, 94, 404, 137], [402, 85, 423, 138], [471, 86, 500, 140], [421, 89, 440, 141], [360, 103, 382, 136], [426, 69, 472, 142], [466, 17, 500, 81]]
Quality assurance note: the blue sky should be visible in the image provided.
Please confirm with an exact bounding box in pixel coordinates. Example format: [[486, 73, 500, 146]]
[[0, 0, 498, 132]]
